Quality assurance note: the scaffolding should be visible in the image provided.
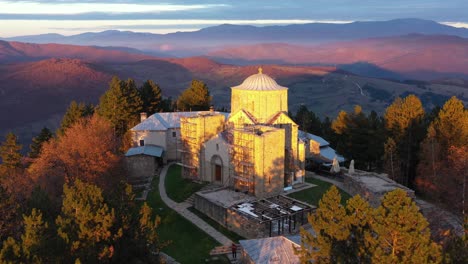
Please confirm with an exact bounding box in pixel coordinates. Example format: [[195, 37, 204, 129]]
[[179, 118, 199, 179], [229, 127, 255, 194]]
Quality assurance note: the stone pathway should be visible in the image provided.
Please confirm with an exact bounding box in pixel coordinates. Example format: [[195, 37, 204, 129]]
[[158, 163, 233, 247]]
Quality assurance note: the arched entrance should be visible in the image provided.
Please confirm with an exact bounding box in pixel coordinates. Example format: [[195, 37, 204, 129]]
[[210, 155, 224, 184]]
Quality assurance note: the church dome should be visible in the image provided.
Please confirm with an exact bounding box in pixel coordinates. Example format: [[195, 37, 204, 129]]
[[232, 67, 287, 91]]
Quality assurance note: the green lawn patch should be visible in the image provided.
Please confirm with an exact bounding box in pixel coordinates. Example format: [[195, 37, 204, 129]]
[[188, 207, 245, 243], [145, 165, 229, 264], [288, 177, 351, 206], [164, 165, 208, 202]]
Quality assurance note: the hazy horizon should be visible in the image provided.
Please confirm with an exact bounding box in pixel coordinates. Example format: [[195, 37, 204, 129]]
[[0, 0, 467, 37]]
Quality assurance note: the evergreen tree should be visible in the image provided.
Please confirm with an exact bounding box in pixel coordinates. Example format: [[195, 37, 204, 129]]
[[294, 105, 322, 135], [429, 96, 467, 152], [29, 127, 53, 159], [58, 101, 94, 136], [383, 137, 399, 181], [139, 80, 162, 115], [384, 95, 426, 187], [0, 186, 19, 241], [56, 179, 120, 262], [176, 79, 212, 111], [345, 195, 373, 264], [98, 77, 143, 137], [0, 133, 22, 178], [296, 186, 349, 263], [331, 106, 384, 170], [370, 189, 441, 263], [416, 96, 467, 216], [0, 209, 48, 263]]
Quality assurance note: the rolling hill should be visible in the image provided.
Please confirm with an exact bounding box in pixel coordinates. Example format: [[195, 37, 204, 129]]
[[209, 34, 468, 80], [0, 40, 466, 148]]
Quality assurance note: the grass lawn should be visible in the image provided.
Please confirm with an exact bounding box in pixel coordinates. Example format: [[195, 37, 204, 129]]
[[145, 166, 229, 264], [188, 207, 245, 243], [165, 165, 208, 202], [288, 177, 351, 206]]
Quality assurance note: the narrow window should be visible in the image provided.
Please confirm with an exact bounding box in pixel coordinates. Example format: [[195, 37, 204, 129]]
[[139, 140, 145, 146], [216, 143, 219, 151], [172, 131, 177, 137]]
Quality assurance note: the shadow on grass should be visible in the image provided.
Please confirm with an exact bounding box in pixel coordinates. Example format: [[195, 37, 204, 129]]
[[188, 207, 245, 243], [165, 165, 208, 202], [145, 165, 229, 264]]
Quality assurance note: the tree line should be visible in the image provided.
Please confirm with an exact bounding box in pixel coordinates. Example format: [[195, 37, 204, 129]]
[[0, 76, 213, 263], [296, 186, 454, 263], [292, 95, 467, 219]]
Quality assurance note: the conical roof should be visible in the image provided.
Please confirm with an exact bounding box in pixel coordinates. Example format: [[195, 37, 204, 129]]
[[232, 67, 287, 91]]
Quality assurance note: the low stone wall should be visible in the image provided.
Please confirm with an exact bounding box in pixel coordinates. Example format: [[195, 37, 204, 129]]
[[194, 193, 227, 226], [344, 170, 415, 207], [226, 209, 268, 239]]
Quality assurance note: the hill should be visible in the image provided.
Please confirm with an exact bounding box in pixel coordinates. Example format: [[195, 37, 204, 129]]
[[0, 40, 153, 63], [209, 34, 468, 80], [0, 41, 466, 148]]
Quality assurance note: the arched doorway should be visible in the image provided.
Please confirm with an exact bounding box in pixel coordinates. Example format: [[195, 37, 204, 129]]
[[210, 155, 224, 184]]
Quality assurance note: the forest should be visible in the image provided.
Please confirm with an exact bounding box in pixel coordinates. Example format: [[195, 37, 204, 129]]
[[0, 76, 466, 263]]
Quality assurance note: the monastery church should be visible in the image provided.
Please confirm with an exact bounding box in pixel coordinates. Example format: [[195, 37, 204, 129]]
[[126, 68, 342, 198]]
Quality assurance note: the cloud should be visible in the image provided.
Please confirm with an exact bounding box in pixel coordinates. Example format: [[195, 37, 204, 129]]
[[441, 22, 468, 28], [0, 19, 354, 37], [0, 0, 227, 15]]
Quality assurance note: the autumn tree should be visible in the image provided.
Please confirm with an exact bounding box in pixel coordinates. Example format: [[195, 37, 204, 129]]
[[58, 101, 94, 136], [384, 95, 425, 186], [56, 179, 120, 262], [29, 127, 53, 159], [370, 189, 441, 263], [139, 79, 163, 115], [29, 115, 122, 198], [97, 76, 143, 137], [0, 133, 22, 178], [176, 79, 212, 111]]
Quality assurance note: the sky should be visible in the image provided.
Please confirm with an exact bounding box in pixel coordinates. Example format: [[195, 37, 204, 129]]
[[0, 0, 467, 37]]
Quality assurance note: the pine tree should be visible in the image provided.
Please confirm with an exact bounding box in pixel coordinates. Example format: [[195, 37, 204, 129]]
[[383, 137, 399, 181], [0, 133, 22, 178], [139, 80, 162, 115], [138, 203, 161, 257], [384, 95, 426, 187], [56, 179, 120, 262], [345, 195, 373, 264], [58, 101, 94, 136], [29, 127, 53, 159], [430, 96, 468, 152], [416, 96, 467, 216], [296, 186, 349, 263], [370, 189, 441, 263], [98, 77, 143, 137], [0, 209, 48, 263], [176, 79, 212, 111]]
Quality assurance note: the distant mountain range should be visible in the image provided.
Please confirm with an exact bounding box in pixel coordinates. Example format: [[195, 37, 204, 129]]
[[4, 18, 468, 56]]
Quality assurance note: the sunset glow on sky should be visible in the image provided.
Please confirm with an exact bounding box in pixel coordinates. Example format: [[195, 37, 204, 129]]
[[0, 0, 466, 37]]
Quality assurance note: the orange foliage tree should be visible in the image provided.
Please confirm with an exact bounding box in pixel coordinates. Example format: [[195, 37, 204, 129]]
[[29, 115, 123, 198]]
